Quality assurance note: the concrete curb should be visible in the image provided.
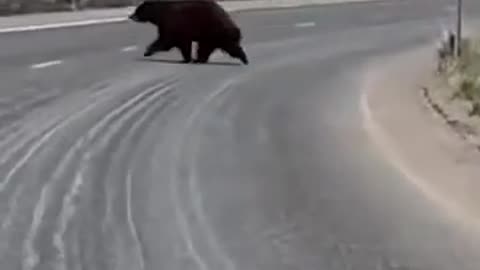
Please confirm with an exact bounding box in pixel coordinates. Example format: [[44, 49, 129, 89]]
[[0, 0, 385, 34]]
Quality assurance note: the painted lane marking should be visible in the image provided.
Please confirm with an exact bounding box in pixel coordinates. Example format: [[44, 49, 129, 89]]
[[122, 46, 138, 52], [30, 60, 63, 69], [0, 17, 126, 34], [295, 21, 316, 28]]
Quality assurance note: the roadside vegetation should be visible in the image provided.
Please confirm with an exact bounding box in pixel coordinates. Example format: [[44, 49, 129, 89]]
[[428, 35, 480, 147], [440, 37, 480, 118]]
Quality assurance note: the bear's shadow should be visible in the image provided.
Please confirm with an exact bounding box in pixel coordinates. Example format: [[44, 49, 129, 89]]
[[137, 58, 242, 66]]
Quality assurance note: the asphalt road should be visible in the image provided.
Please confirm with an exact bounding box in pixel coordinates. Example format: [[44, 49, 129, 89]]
[[2, 0, 480, 269]]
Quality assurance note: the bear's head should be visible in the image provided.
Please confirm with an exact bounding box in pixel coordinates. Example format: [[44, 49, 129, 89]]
[[129, 1, 155, 23]]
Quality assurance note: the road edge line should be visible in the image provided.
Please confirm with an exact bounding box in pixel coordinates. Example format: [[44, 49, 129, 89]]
[[0, 17, 127, 33]]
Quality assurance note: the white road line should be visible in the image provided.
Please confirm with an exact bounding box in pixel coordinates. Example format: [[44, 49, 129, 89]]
[[30, 60, 63, 69], [295, 21, 316, 28], [0, 17, 127, 34], [122, 46, 138, 52]]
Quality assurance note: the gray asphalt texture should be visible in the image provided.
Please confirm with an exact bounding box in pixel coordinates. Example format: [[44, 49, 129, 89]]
[[2, 0, 480, 269]]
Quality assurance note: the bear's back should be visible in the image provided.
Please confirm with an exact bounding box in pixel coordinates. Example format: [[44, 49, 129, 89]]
[[148, 0, 238, 31]]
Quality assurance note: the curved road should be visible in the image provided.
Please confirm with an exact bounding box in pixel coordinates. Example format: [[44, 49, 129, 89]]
[[1, 0, 480, 269]]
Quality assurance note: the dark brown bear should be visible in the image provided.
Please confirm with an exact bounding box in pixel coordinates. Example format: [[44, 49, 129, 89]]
[[129, 0, 249, 64]]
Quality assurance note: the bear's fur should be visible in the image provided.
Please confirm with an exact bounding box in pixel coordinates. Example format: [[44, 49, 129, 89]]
[[129, 0, 249, 64]]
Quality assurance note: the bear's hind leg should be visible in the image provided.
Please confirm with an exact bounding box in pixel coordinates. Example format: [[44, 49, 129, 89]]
[[194, 42, 216, 63]]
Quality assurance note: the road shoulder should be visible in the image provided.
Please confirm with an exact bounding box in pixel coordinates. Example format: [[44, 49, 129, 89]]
[[361, 46, 480, 227]]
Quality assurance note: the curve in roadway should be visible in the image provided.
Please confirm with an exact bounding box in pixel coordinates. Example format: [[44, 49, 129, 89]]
[[1, 0, 480, 269]]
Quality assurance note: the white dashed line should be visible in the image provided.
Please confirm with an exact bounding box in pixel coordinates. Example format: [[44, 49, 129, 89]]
[[295, 22, 316, 28], [122, 46, 138, 52], [30, 60, 63, 69]]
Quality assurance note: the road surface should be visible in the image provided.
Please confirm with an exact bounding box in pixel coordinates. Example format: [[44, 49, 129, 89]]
[[1, 0, 480, 269]]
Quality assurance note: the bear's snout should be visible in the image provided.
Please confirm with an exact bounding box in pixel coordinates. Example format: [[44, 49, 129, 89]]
[[129, 14, 140, 22]]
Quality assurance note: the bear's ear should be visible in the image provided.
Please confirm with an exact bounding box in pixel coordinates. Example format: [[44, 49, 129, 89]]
[[135, 0, 148, 7], [140, 0, 153, 5]]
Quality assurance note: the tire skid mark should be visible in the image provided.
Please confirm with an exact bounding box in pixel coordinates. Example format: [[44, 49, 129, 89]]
[[49, 78, 178, 270], [63, 78, 178, 236], [0, 98, 105, 240], [0, 82, 111, 157], [0, 77, 129, 178], [40, 134, 89, 270], [171, 77, 245, 270], [76, 80, 176, 267], [0, 123, 60, 187], [22, 177, 53, 270], [79, 79, 177, 269], [85, 77, 179, 143], [0, 104, 96, 264], [183, 79, 241, 270], [0, 76, 158, 235], [0, 81, 148, 266], [1, 77, 176, 267], [0, 80, 123, 195], [0, 82, 113, 168], [87, 94, 174, 270], [126, 172, 145, 270], [18, 118, 103, 270], [0, 118, 58, 168], [0, 114, 66, 191], [108, 96, 180, 270], [53, 168, 86, 270], [0, 89, 88, 163], [92, 83, 176, 235], [6, 123, 87, 267], [53, 83, 174, 270], [0, 66, 178, 266]]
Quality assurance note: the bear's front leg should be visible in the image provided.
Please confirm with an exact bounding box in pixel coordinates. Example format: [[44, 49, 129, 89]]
[[177, 41, 192, 63], [144, 37, 174, 57]]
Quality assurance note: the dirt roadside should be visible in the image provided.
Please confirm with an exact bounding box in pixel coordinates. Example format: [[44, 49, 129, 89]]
[[361, 45, 480, 228]]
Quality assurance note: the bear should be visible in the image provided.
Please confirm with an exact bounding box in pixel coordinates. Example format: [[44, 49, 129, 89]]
[[129, 0, 249, 65]]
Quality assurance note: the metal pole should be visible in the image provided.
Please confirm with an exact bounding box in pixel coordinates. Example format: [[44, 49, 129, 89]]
[[456, 0, 463, 57]]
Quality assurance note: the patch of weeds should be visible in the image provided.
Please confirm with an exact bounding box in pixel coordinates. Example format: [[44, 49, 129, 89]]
[[470, 102, 480, 117], [459, 76, 478, 101], [446, 37, 480, 117]]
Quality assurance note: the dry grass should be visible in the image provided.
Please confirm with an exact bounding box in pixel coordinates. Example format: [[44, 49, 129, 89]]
[[446, 38, 480, 117]]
